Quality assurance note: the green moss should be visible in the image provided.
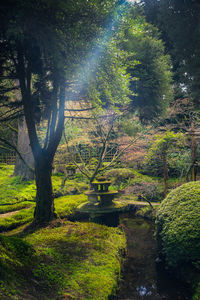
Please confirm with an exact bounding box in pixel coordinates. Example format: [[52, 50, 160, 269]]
[[0, 165, 126, 299], [0, 221, 126, 299], [156, 181, 200, 267], [55, 195, 88, 217], [25, 221, 126, 299], [0, 194, 89, 232], [0, 201, 34, 214], [0, 234, 35, 285], [0, 164, 63, 205], [0, 207, 35, 232], [60, 180, 88, 195]]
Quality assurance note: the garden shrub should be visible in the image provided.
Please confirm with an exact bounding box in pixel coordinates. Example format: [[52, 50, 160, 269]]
[[105, 168, 135, 189], [156, 182, 200, 267], [124, 181, 160, 201], [55, 181, 88, 197]]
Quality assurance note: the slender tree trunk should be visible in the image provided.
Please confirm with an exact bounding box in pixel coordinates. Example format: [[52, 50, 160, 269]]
[[163, 154, 167, 198], [34, 154, 55, 223], [191, 122, 196, 181], [14, 116, 34, 180]]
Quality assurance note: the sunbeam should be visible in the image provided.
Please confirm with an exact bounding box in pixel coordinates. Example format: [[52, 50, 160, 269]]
[[66, 1, 132, 102]]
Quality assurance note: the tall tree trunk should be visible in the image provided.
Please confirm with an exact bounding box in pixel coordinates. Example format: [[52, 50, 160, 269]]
[[163, 154, 167, 198], [34, 153, 55, 223], [191, 122, 196, 181], [14, 116, 34, 180]]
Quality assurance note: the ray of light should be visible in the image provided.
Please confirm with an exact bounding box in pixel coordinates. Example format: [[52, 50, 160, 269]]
[[66, 1, 132, 103]]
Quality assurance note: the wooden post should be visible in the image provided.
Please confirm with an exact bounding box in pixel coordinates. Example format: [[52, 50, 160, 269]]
[[191, 122, 196, 181], [163, 154, 167, 198]]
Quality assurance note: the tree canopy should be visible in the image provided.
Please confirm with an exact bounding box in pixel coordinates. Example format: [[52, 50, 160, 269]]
[[0, 0, 133, 223], [142, 0, 200, 104], [119, 7, 173, 121]]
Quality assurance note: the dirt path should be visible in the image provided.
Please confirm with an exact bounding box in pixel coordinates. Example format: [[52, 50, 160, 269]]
[[0, 210, 22, 218]]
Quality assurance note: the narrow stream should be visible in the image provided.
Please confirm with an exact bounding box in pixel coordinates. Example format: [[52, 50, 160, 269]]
[[90, 212, 192, 300], [113, 213, 192, 300]]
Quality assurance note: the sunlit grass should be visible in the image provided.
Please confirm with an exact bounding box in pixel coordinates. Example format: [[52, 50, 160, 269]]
[[0, 164, 36, 205], [0, 207, 35, 232], [0, 165, 88, 232], [0, 220, 126, 299], [55, 195, 87, 218]]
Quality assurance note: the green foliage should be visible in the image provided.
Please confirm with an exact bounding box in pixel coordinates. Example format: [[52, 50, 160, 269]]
[[143, 0, 200, 104], [105, 168, 135, 189], [87, 40, 133, 111], [167, 150, 191, 177], [120, 10, 173, 121], [156, 182, 200, 267], [193, 280, 200, 300], [144, 131, 186, 177], [135, 206, 156, 219], [119, 116, 144, 137], [146, 131, 185, 159]]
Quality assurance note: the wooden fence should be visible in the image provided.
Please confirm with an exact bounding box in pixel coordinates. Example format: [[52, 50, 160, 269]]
[[0, 152, 16, 165], [68, 144, 119, 163]]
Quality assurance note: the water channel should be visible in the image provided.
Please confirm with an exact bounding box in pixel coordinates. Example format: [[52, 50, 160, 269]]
[[90, 212, 192, 300]]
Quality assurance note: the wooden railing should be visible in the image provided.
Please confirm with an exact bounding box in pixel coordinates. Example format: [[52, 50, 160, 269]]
[[0, 152, 16, 165]]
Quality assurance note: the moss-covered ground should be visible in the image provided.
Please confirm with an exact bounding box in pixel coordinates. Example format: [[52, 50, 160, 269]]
[[0, 164, 89, 232], [0, 220, 126, 300], [0, 165, 126, 299]]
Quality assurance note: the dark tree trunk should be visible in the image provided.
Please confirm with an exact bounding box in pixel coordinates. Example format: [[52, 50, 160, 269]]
[[34, 154, 55, 223], [163, 154, 167, 198], [17, 44, 65, 224], [14, 116, 34, 180]]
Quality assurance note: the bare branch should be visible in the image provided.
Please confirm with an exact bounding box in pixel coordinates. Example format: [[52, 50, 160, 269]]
[[64, 107, 95, 112]]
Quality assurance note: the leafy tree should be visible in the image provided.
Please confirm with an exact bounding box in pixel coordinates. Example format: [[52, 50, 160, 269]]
[[120, 8, 173, 121], [142, 0, 200, 105], [145, 131, 185, 197], [0, 0, 122, 224]]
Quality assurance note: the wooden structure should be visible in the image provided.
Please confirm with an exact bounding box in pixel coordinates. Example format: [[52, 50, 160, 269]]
[[186, 123, 200, 181], [0, 152, 16, 164]]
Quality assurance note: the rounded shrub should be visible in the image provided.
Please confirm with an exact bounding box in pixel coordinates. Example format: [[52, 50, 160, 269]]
[[156, 181, 200, 267], [105, 168, 134, 189]]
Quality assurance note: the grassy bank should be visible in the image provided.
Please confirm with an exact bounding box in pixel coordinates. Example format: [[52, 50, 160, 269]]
[[0, 220, 126, 299]]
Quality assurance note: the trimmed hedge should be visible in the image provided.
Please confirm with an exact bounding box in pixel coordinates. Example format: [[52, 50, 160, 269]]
[[156, 181, 200, 267]]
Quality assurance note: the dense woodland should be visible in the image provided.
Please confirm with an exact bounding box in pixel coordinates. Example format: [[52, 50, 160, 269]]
[[0, 0, 200, 299]]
